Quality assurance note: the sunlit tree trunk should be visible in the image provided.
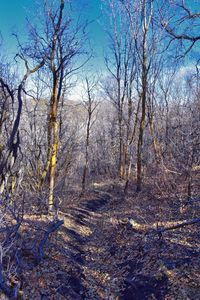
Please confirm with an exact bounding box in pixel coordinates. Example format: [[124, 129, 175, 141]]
[[48, 74, 59, 211]]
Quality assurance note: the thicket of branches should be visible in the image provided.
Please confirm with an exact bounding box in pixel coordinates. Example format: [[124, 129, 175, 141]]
[[0, 0, 199, 298]]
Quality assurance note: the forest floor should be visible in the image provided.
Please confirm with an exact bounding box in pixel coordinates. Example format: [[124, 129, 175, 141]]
[[10, 176, 200, 300]]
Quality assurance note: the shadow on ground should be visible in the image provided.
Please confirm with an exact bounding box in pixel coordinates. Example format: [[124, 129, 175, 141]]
[[20, 189, 200, 300]]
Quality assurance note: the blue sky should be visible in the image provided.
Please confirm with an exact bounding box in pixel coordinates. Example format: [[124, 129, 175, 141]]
[[0, 0, 199, 72], [0, 0, 34, 52], [0, 0, 106, 71]]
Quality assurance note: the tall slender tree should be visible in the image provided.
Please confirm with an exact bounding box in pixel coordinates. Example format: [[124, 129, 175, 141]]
[[22, 0, 88, 212]]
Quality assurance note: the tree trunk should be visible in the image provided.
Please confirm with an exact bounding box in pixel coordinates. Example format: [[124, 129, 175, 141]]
[[136, 7, 147, 192], [136, 74, 147, 192], [124, 98, 140, 194], [48, 76, 59, 212], [82, 128, 90, 193]]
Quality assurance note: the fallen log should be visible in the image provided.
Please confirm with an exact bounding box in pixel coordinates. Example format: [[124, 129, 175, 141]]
[[129, 217, 200, 235], [156, 217, 200, 234]]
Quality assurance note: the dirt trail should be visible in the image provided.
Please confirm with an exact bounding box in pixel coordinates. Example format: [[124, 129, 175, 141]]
[[58, 191, 118, 299], [56, 189, 169, 300]]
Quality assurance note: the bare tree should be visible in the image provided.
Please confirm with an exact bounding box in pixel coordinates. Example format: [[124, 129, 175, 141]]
[[21, 0, 88, 212], [104, 0, 136, 180], [161, 0, 200, 55], [0, 53, 45, 196], [121, 0, 154, 191], [81, 77, 99, 194]]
